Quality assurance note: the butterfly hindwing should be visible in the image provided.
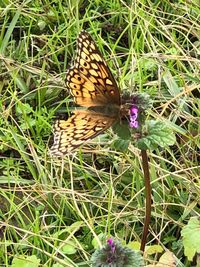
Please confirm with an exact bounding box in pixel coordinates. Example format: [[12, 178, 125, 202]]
[[50, 110, 116, 156]]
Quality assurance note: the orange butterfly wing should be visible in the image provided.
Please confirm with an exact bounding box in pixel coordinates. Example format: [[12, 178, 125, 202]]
[[66, 30, 120, 107], [50, 31, 120, 156], [50, 110, 116, 156]]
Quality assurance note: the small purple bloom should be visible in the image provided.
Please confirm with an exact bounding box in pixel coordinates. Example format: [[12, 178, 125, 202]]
[[130, 106, 138, 117], [129, 105, 139, 128], [107, 238, 115, 253], [130, 120, 139, 128], [91, 238, 144, 266]]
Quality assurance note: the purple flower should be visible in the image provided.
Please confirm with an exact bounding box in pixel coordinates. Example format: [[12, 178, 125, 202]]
[[129, 105, 139, 128], [130, 105, 138, 117], [107, 238, 115, 253], [130, 120, 139, 128], [91, 238, 144, 266]]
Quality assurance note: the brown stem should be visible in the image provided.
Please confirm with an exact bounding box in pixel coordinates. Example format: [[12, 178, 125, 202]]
[[140, 149, 152, 252]]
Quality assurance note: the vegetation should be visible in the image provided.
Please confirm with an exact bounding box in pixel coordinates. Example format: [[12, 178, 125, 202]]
[[0, 0, 199, 266]]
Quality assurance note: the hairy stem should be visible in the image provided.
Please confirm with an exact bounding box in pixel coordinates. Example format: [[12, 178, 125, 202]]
[[140, 149, 151, 252]]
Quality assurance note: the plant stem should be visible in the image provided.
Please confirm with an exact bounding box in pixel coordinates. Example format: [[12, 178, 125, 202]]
[[140, 149, 151, 252]]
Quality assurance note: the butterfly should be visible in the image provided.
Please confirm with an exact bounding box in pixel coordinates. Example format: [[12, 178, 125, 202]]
[[50, 30, 124, 156]]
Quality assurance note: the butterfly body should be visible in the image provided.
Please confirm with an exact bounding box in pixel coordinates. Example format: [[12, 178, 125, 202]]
[[88, 104, 120, 117], [50, 31, 123, 156]]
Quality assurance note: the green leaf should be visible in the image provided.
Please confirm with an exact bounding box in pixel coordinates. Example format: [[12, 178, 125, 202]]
[[139, 58, 157, 71], [65, 221, 83, 233], [112, 122, 131, 140], [38, 20, 46, 30], [61, 240, 77, 255], [11, 255, 40, 267], [53, 221, 83, 239], [162, 70, 189, 113], [0, 9, 21, 54], [112, 139, 130, 152], [181, 217, 200, 261], [16, 103, 33, 115], [137, 120, 176, 150], [145, 244, 163, 255], [92, 233, 105, 249], [163, 70, 181, 96], [91, 239, 144, 267], [127, 241, 141, 250]]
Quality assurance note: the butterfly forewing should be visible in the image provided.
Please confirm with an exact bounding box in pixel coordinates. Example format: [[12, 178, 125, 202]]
[[66, 30, 121, 107], [50, 30, 121, 156]]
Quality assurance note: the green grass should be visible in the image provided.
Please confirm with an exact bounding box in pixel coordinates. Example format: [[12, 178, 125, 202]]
[[0, 0, 200, 266]]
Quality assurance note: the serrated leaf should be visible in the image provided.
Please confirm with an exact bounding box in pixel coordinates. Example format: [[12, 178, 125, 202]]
[[181, 217, 200, 261], [16, 103, 33, 115], [137, 120, 176, 150], [112, 122, 131, 140], [11, 255, 40, 267], [112, 139, 130, 152], [91, 239, 144, 267]]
